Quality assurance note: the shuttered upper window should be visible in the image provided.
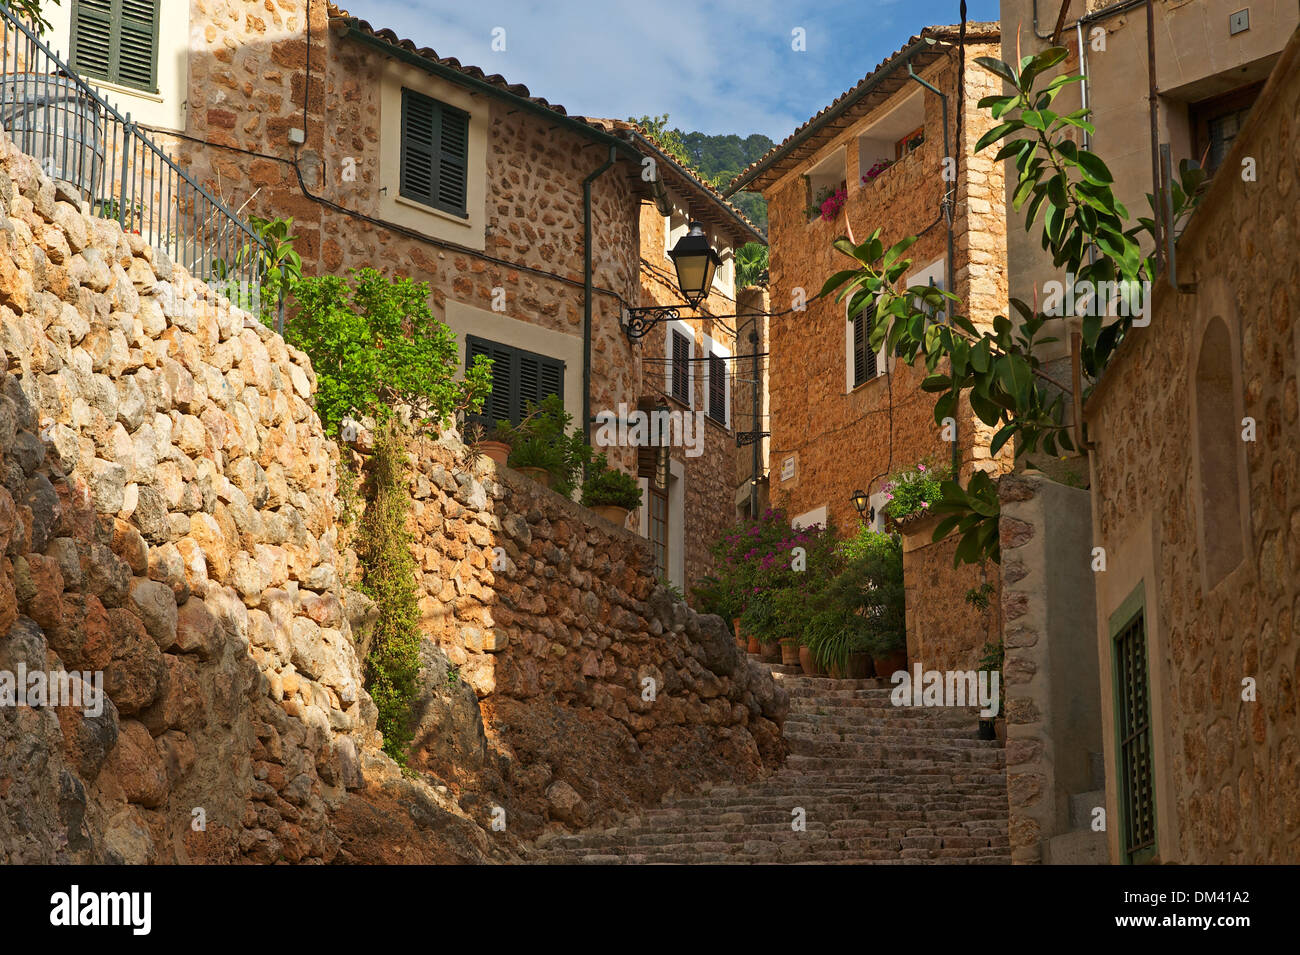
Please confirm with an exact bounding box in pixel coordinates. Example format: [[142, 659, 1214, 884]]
[[466, 336, 563, 427], [70, 0, 160, 93], [670, 329, 692, 406], [707, 352, 727, 425], [401, 88, 469, 218], [850, 301, 879, 388]]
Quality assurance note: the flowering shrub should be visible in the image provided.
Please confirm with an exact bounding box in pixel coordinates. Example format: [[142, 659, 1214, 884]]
[[880, 458, 951, 521], [803, 525, 905, 667], [861, 159, 894, 182], [807, 184, 848, 222]]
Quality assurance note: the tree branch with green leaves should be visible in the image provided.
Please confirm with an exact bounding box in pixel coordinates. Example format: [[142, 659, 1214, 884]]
[[818, 47, 1206, 566]]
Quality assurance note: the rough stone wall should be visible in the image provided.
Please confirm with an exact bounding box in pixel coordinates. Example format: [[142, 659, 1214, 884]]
[[1083, 33, 1300, 863], [399, 433, 788, 837], [900, 515, 1002, 673], [0, 131, 509, 864], [997, 471, 1102, 864]]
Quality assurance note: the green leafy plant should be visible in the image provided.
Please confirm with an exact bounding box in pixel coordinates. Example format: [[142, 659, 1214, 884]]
[[581, 454, 643, 510], [736, 241, 769, 287], [965, 580, 996, 611], [14, 1, 58, 35], [818, 46, 1206, 567], [880, 458, 951, 521], [494, 395, 589, 497], [287, 267, 492, 436], [802, 526, 905, 668], [658, 578, 687, 603], [356, 423, 423, 764]]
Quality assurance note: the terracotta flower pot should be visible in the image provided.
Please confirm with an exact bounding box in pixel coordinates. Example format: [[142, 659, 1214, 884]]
[[846, 651, 873, 679], [779, 638, 800, 667], [994, 718, 1007, 743], [480, 440, 510, 466], [733, 618, 746, 649], [747, 635, 761, 655], [760, 641, 781, 663], [590, 503, 629, 527], [517, 466, 552, 488], [827, 661, 845, 680], [798, 646, 825, 676], [873, 649, 907, 679]]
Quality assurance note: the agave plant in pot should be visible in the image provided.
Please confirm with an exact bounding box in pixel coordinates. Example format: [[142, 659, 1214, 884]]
[[494, 395, 587, 495], [581, 454, 643, 528], [464, 420, 512, 466]]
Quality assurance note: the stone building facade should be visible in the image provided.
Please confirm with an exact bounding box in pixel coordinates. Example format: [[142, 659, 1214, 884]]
[[1082, 29, 1300, 864], [726, 24, 1010, 670], [999, 0, 1300, 368], [39, 0, 762, 592]]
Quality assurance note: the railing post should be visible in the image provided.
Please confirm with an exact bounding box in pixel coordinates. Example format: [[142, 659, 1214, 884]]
[[119, 113, 132, 230]]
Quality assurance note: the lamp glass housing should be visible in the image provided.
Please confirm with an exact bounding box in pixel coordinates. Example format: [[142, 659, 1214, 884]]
[[668, 221, 722, 307]]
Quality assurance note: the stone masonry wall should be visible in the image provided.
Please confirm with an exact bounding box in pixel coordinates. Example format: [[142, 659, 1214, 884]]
[[399, 433, 789, 837], [763, 45, 1009, 670], [0, 130, 511, 864], [1084, 34, 1300, 864]]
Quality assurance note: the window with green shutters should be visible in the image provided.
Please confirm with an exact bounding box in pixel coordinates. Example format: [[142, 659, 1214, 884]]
[[670, 329, 692, 405], [400, 88, 469, 218], [851, 302, 878, 387], [465, 336, 564, 427], [70, 0, 160, 93], [1110, 583, 1157, 864]]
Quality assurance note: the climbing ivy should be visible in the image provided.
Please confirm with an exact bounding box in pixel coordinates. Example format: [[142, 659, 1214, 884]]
[[356, 423, 422, 764], [819, 47, 1205, 567]]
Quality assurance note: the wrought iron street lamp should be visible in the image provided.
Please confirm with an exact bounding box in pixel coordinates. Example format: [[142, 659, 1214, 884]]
[[851, 488, 873, 524], [622, 221, 722, 341]]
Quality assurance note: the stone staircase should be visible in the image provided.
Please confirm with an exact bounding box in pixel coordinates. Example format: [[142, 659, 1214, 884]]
[[535, 662, 1010, 864]]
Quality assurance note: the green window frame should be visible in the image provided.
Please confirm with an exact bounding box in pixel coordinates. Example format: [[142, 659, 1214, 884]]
[[851, 301, 877, 387], [465, 335, 564, 427], [400, 88, 469, 218], [70, 0, 160, 94], [1109, 581, 1157, 865]]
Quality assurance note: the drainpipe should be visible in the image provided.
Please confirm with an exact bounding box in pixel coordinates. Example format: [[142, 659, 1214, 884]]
[[906, 62, 960, 475], [582, 146, 619, 445]]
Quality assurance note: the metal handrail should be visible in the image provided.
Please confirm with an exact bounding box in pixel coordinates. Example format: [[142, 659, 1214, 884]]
[[0, 1, 267, 303]]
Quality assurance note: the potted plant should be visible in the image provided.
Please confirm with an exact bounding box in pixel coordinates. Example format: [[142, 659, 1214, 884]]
[[878, 458, 951, 530], [978, 638, 1007, 743], [493, 396, 588, 495], [464, 420, 512, 466], [581, 454, 642, 527]]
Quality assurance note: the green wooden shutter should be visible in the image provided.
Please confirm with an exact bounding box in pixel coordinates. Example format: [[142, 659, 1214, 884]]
[[708, 352, 726, 424], [401, 88, 469, 218], [71, 0, 159, 93], [117, 0, 161, 92], [1110, 583, 1157, 864], [853, 302, 877, 387], [670, 330, 691, 404], [70, 0, 114, 82], [466, 336, 563, 426]]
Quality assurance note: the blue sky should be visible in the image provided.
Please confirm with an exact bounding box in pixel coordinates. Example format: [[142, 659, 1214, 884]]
[[343, 1, 1001, 141]]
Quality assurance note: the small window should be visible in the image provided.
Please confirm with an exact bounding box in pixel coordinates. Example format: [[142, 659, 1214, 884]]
[[848, 298, 886, 389], [466, 336, 563, 427], [401, 88, 469, 217], [669, 327, 692, 405], [1111, 585, 1156, 865], [1190, 82, 1263, 175], [894, 125, 925, 160], [71, 0, 160, 93], [707, 352, 727, 425], [649, 485, 668, 579]]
